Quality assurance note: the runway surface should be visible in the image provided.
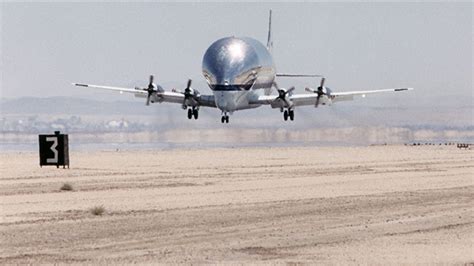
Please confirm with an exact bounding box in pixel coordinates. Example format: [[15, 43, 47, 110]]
[[0, 145, 472, 264]]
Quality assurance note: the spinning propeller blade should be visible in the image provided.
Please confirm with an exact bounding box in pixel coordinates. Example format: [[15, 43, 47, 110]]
[[145, 75, 155, 106]]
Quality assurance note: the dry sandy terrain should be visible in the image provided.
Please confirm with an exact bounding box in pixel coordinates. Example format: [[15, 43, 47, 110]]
[[0, 145, 472, 264]]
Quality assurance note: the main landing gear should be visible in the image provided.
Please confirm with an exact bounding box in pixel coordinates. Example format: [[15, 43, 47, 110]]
[[282, 108, 294, 121], [187, 107, 199, 120], [221, 113, 229, 124]]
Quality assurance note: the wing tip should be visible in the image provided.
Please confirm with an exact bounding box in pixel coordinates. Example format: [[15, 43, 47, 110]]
[[73, 83, 89, 87], [395, 87, 414, 92]]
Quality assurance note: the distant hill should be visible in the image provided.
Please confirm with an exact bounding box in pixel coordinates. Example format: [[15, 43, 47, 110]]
[[0, 97, 150, 116], [1, 96, 472, 129], [1, 97, 472, 150]]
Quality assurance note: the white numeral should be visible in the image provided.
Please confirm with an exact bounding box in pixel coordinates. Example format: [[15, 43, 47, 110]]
[[46, 137, 58, 163]]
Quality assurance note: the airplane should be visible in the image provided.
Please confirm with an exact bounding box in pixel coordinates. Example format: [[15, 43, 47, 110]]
[[73, 10, 413, 124]]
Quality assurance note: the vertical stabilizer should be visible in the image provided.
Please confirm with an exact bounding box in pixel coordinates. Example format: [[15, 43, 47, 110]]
[[267, 10, 273, 53]]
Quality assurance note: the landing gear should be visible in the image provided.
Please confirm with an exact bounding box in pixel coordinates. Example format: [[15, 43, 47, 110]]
[[221, 113, 229, 124], [187, 107, 199, 120], [282, 109, 294, 121]]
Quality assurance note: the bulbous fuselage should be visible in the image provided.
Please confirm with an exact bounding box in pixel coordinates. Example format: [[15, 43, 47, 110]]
[[203, 37, 276, 89], [202, 37, 276, 111]]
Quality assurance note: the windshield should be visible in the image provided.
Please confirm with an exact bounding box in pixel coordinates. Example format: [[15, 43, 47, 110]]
[[210, 84, 253, 91]]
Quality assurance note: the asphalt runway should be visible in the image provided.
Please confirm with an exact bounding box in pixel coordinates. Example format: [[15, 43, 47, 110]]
[[0, 145, 472, 264]]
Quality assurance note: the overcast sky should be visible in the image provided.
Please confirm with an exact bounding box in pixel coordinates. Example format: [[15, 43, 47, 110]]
[[1, 2, 472, 103]]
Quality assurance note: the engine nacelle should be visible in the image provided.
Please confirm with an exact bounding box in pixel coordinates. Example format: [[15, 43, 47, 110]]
[[134, 83, 164, 99]]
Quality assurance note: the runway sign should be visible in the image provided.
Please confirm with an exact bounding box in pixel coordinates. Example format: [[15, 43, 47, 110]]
[[39, 131, 69, 168]]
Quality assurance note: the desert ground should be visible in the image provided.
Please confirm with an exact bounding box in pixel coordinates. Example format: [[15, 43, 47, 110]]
[[0, 145, 472, 264]]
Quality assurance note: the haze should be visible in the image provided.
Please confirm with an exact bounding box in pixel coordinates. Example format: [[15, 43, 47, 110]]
[[1, 2, 472, 104]]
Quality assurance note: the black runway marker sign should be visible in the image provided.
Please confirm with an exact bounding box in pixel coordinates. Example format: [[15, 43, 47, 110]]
[[39, 131, 69, 168]]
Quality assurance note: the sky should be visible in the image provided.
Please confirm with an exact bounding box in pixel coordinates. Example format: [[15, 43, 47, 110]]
[[1, 2, 472, 105]]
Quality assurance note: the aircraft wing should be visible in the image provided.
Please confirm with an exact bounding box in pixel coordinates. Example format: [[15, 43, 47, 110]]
[[251, 87, 413, 108], [73, 83, 217, 108], [73, 83, 146, 94], [330, 88, 413, 97], [328, 87, 414, 103]]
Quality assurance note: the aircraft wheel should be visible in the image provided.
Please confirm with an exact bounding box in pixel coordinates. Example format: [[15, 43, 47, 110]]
[[187, 109, 193, 119], [283, 110, 288, 121], [221, 116, 225, 123], [289, 110, 294, 121], [225, 116, 229, 123], [193, 108, 199, 119]]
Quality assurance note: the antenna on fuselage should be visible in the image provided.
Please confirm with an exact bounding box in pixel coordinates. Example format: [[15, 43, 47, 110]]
[[267, 10, 273, 54]]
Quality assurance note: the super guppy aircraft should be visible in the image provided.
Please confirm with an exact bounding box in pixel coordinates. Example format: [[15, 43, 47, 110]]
[[74, 11, 413, 123]]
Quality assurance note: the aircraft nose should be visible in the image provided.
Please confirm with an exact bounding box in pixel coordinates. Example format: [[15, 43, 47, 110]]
[[215, 92, 235, 111], [217, 93, 228, 110]]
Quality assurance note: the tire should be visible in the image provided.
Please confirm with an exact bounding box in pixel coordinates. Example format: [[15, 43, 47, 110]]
[[289, 110, 294, 121], [225, 116, 229, 123], [283, 110, 288, 121], [193, 109, 199, 119], [187, 109, 193, 119], [221, 116, 225, 123]]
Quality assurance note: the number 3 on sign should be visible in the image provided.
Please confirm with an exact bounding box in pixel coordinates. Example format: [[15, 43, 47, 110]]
[[46, 136, 58, 163]]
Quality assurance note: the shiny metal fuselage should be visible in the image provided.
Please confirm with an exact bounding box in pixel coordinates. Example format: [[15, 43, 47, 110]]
[[202, 37, 276, 112]]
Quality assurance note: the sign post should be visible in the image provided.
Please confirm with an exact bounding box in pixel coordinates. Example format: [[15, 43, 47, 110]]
[[39, 131, 69, 168]]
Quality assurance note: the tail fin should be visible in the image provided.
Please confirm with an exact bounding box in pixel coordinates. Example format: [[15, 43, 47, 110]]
[[267, 10, 273, 53]]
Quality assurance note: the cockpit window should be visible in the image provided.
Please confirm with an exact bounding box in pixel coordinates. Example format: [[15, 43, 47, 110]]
[[210, 84, 253, 91]]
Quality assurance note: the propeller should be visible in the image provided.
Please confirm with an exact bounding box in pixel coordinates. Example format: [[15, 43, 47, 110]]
[[145, 75, 155, 106], [177, 79, 201, 108], [184, 79, 192, 98], [305, 77, 329, 107], [277, 86, 295, 107]]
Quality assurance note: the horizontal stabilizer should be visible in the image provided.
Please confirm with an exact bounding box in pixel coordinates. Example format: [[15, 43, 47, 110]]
[[276, 73, 324, 78]]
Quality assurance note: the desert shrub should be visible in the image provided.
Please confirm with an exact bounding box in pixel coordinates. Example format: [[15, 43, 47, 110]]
[[60, 183, 73, 191], [90, 205, 105, 216]]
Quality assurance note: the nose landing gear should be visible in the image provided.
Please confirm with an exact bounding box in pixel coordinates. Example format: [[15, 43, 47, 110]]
[[221, 112, 229, 123], [282, 108, 294, 121], [187, 107, 199, 120]]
